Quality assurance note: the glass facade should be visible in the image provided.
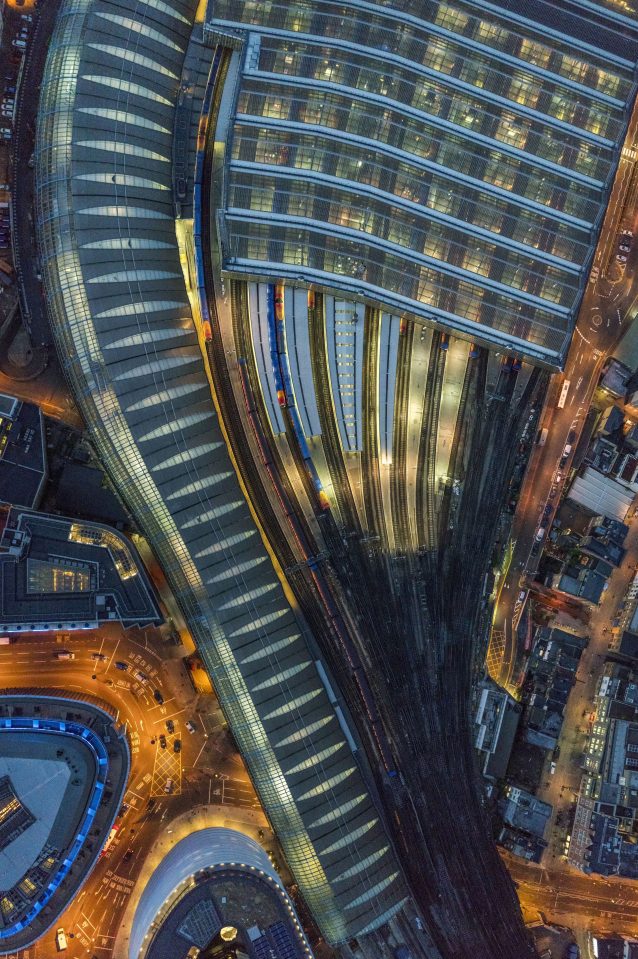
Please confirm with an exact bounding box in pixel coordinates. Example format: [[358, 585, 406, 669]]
[[35, 0, 408, 943], [208, 0, 638, 367]]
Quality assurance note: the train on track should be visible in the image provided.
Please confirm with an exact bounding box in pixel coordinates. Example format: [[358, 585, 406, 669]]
[[266, 283, 330, 512]]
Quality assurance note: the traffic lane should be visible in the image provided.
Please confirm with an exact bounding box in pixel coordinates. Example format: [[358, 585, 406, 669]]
[[0, 634, 241, 786], [57, 794, 169, 956], [4, 648, 252, 957], [506, 859, 638, 935], [493, 312, 617, 687]]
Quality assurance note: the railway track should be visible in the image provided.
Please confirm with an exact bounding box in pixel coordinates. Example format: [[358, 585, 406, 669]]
[[390, 321, 413, 552], [437, 348, 486, 537], [307, 292, 361, 533], [198, 74, 541, 949], [415, 331, 446, 549], [341, 367, 543, 959], [362, 307, 386, 543]]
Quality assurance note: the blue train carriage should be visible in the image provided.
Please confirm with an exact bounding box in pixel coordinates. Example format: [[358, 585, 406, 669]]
[[266, 284, 286, 405]]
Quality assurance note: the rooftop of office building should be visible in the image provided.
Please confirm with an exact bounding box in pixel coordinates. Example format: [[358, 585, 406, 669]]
[[206, 0, 638, 367], [0, 508, 161, 633]]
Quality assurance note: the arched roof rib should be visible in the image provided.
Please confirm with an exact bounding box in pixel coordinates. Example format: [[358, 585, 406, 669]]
[[36, 0, 407, 944], [209, 0, 638, 369]]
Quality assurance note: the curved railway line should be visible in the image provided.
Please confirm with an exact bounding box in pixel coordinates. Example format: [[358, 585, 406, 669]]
[[390, 321, 414, 552], [416, 331, 447, 550], [196, 58, 541, 953], [362, 308, 387, 544]]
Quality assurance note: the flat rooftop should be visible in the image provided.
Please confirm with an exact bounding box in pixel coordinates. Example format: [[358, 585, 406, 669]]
[[0, 508, 161, 632], [147, 869, 309, 959], [0, 397, 47, 510], [0, 695, 130, 952], [0, 730, 95, 890]]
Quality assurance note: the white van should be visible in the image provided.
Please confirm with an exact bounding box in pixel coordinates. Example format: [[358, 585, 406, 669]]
[[56, 928, 67, 951]]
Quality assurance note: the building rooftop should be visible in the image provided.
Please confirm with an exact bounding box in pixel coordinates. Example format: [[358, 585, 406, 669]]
[[206, 0, 638, 368], [0, 732, 94, 891], [0, 509, 161, 633], [0, 695, 129, 951], [130, 829, 312, 959], [0, 396, 47, 510], [568, 467, 635, 522], [474, 682, 520, 780], [500, 786, 552, 840]]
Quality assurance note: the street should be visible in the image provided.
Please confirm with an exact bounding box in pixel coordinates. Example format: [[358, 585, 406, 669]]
[[490, 96, 638, 693], [0, 626, 262, 959]]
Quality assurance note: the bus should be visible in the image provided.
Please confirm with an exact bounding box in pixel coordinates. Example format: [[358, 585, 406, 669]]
[[99, 824, 119, 858], [537, 427, 548, 446], [557, 380, 570, 409]]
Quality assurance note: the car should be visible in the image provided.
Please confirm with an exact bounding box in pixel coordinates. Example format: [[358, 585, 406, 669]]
[[564, 944, 579, 959], [115, 661, 128, 671], [1, 111, 13, 118], [550, 761, 557, 774], [166, 719, 174, 734], [617, 254, 628, 263], [518, 590, 526, 602], [12, 39, 27, 49], [535, 528, 545, 542], [174, 739, 181, 753], [91, 652, 106, 660], [153, 689, 164, 704], [164, 778, 173, 793], [133, 670, 147, 683], [20, 14, 33, 21], [147, 798, 156, 811], [122, 848, 133, 863], [159, 734, 167, 749], [543, 504, 552, 517], [185, 720, 197, 734]]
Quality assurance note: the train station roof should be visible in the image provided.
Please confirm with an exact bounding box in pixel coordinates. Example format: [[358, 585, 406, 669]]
[[36, 0, 407, 941]]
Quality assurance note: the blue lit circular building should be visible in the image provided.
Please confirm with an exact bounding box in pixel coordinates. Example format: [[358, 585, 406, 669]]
[[129, 829, 312, 959], [0, 695, 129, 952]]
